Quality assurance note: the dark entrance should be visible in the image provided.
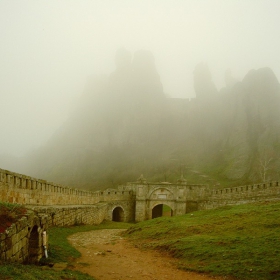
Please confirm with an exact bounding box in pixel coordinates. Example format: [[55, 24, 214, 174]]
[[152, 204, 173, 219], [112, 207, 125, 222], [28, 225, 40, 263]]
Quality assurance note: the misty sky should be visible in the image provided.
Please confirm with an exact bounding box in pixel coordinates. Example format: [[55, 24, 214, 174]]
[[1, 0, 280, 157]]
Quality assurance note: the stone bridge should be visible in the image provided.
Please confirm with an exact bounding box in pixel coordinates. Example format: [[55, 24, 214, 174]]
[[0, 168, 280, 263]]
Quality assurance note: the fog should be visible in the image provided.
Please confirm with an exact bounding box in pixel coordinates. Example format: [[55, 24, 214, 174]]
[[1, 0, 280, 157]]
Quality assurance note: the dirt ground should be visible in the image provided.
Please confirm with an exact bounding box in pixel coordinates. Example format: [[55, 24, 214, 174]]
[[68, 229, 228, 280]]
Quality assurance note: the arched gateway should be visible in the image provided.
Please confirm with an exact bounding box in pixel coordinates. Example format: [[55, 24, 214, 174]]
[[112, 206, 125, 222], [152, 204, 173, 218]]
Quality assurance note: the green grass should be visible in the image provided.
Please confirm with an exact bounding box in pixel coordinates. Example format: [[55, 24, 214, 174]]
[[162, 204, 172, 214], [0, 263, 93, 280], [124, 201, 280, 280], [0, 221, 130, 280]]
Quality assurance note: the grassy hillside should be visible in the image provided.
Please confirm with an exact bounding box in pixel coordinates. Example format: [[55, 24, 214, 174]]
[[124, 201, 280, 280]]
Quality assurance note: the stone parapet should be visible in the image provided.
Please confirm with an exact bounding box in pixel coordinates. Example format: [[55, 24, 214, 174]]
[[209, 181, 280, 200], [0, 168, 134, 206], [29, 204, 108, 227]]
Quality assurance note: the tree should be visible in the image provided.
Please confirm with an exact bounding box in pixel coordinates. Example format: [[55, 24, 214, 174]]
[[258, 148, 273, 182]]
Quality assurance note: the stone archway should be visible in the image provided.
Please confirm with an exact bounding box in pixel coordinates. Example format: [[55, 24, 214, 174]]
[[112, 206, 125, 222], [152, 204, 174, 219]]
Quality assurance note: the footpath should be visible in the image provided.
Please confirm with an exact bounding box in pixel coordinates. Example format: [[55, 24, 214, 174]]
[[68, 229, 229, 280]]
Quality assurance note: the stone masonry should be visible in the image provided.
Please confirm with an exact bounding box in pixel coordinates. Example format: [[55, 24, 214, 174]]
[[0, 211, 48, 263]]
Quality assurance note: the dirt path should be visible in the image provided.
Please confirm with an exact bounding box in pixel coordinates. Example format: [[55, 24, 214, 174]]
[[68, 229, 227, 280]]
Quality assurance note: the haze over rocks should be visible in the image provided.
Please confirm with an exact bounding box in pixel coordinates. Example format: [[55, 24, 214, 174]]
[[6, 50, 280, 190]]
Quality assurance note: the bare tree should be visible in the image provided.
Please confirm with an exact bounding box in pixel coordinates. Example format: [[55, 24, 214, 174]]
[[258, 150, 273, 182]]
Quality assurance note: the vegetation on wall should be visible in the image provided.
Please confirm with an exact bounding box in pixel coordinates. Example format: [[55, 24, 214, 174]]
[[0, 202, 27, 233]]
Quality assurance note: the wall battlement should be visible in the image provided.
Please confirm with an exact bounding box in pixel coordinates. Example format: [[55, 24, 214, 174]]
[[1, 168, 280, 210], [210, 181, 280, 199], [0, 168, 133, 206]]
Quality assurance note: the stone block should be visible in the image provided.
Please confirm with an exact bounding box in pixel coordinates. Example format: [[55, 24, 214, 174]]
[[5, 248, 12, 260], [20, 227, 28, 240], [12, 241, 20, 255], [16, 219, 24, 231], [11, 233, 19, 245]]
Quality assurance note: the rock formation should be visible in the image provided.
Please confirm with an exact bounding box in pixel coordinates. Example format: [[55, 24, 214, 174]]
[[5, 51, 280, 190]]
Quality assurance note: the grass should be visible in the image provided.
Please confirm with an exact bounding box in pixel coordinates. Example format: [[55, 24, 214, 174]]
[[124, 201, 280, 280], [0, 221, 130, 280], [0, 263, 92, 280]]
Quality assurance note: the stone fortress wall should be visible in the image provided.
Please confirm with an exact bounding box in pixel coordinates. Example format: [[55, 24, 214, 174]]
[[0, 168, 133, 206], [0, 168, 135, 263], [202, 181, 280, 209], [0, 167, 280, 264]]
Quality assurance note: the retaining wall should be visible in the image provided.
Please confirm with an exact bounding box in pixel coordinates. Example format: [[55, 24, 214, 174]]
[[30, 203, 108, 228], [0, 203, 110, 264], [0, 212, 48, 263]]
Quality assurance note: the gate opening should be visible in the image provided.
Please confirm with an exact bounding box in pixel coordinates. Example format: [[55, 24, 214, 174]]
[[152, 204, 173, 219], [112, 207, 125, 222]]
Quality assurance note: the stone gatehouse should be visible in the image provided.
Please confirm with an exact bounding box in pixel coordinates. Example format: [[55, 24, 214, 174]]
[[118, 176, 209, 221]]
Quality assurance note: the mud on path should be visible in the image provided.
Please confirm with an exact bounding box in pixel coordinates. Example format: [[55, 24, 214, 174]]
[[68, 229, 227, 280]]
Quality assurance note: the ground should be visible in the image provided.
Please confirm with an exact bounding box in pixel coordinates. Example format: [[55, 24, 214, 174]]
[[68, 229, 228, 280]]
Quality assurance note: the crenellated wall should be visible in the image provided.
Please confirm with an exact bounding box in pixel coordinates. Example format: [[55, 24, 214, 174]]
[[1, 168, 280, 218], [199, 181, 280, 210], [0, 168, 133, 206], [210, 181, 279, 199]]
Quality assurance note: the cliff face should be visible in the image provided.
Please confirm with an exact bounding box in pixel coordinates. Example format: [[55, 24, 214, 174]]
[[21, 50, 168, 189], [17, 52, 280, 190], [222, 68, 280, 182]]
